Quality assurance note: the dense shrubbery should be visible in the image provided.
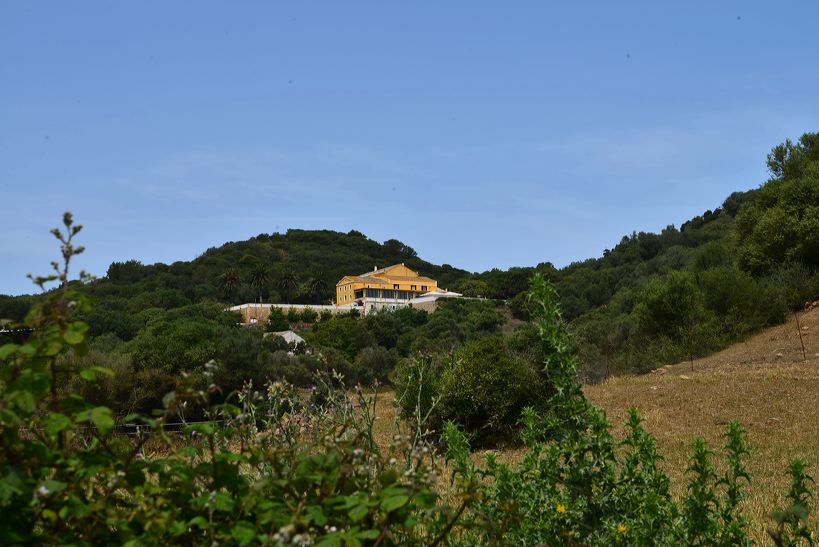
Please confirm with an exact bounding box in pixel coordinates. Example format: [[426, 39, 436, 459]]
[[395, 335, 546, 447]]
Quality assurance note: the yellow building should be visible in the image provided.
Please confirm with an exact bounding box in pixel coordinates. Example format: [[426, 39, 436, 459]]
[[335, 263, 438, 306]]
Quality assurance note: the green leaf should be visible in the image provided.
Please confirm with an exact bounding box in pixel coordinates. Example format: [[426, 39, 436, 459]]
[[45, 413, 72, 436], [15, 370, 51, 396], [63, 322, 89, 346], [349, 504, 369, 522], [40, 480, 67, 495], [231, 521, 257, 545], [0, 343, 17, 360], [188, 516, 208, 529], [315, 534, 342, 547], [9, 390, 36, 413], [93, 406, 115, 435], [169, 520, 187, 536], [83, 406, 114, 436], [79, 368, 97, 381], [306, 505, 328, 526], [356, 529, 380, 540], [380, 494, 409, 513], [213, 491, 234, 512], [91, 365, 114, 377]]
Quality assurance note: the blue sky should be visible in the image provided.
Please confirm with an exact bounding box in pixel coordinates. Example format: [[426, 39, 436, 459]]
[[2, 2, 818, 295]]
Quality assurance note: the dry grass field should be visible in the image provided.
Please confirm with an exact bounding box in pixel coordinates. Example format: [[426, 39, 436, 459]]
[[585, 308, 819, 542], [373, 308, 819, 542]]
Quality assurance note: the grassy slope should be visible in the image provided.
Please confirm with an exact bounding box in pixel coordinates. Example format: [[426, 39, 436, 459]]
[[585, 308, 819, 542]]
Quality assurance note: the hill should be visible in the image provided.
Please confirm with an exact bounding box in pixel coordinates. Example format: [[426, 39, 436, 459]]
[[1, 131, 817, 383], [87, 229, 471, 307]]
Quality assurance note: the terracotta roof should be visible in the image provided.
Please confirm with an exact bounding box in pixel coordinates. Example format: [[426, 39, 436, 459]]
[[361, 265, 399, 277], [337, 276, 389, 286], [383, 275, 436, 283], [337, 264, 436, 287]]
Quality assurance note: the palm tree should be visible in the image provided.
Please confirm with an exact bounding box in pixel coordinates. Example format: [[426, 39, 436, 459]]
[[277, 265, 299, 304], [248, 264, 270, 303], [307, 275, 329, 304], [218, 268, 240, 302]]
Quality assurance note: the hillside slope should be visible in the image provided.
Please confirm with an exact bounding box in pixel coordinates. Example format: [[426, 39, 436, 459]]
[[585, 309, 819, 541]]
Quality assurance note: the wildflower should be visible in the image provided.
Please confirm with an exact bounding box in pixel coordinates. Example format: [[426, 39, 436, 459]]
[[556, 504, 566, 514], [618, 523, 627, 533]]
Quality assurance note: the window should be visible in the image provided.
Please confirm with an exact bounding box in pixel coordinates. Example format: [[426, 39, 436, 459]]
[[393, 284, 399, 290], [411, 285, 416, 290], [421, 285, 427, 291]]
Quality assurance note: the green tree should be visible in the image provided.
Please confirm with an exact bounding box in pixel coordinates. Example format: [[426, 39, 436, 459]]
[[277, 264, 299, 303], [266, 308, 290, 331], [307, 275, 329, 303], [736, 133, 819, 274], [635, 271, 711, 366], [218, 267, 240, 301], [248, 263, 270, 303], [456, 278, 490, 298]]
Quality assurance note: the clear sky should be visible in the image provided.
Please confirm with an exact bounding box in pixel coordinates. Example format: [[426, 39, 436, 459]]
[[2, 2, 819, 295]]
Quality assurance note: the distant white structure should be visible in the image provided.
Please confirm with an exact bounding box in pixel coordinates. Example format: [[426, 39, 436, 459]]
[[264, 330, 306, 346]]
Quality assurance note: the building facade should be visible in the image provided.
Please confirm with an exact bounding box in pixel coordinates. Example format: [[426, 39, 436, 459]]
[[228, 264, 460, 324], [335, 264, 438, 308]]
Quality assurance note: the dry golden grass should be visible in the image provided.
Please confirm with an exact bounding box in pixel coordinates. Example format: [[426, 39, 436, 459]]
[[587, 363, 819, 542], [584, 308, 819, 542], [373, 308, 819, 542]]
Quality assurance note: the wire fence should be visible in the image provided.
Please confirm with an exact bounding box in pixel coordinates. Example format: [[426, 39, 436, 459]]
[[21, 419, 228, 438]]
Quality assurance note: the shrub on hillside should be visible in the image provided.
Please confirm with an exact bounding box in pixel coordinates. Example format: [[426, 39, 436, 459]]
[[286, 307, 300, 323], [266, 308, 289, 331], [306, 316, 374, 361], [438, 336, 541, 446], [508, 290, 532, 320], [268, 350, 320, 386], [352, 345, 397, 386], [299, 306, 318, 323], [396, 336, 543, 447]]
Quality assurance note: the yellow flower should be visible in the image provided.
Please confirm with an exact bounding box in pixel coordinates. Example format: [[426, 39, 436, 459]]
[[617, 523, 627, 533], [556, 504, 566, 514]]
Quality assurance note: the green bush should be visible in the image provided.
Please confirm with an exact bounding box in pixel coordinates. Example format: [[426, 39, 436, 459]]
[[306, 316, 374, 361], [396, 336, 543, 447], [266, 307, 289, 331], [352, 345, 397, 386], [268, 350, 320, 386], [286, 307, 300, 323], [300, 306, 318, 323], [438, 336, 541, 446]]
